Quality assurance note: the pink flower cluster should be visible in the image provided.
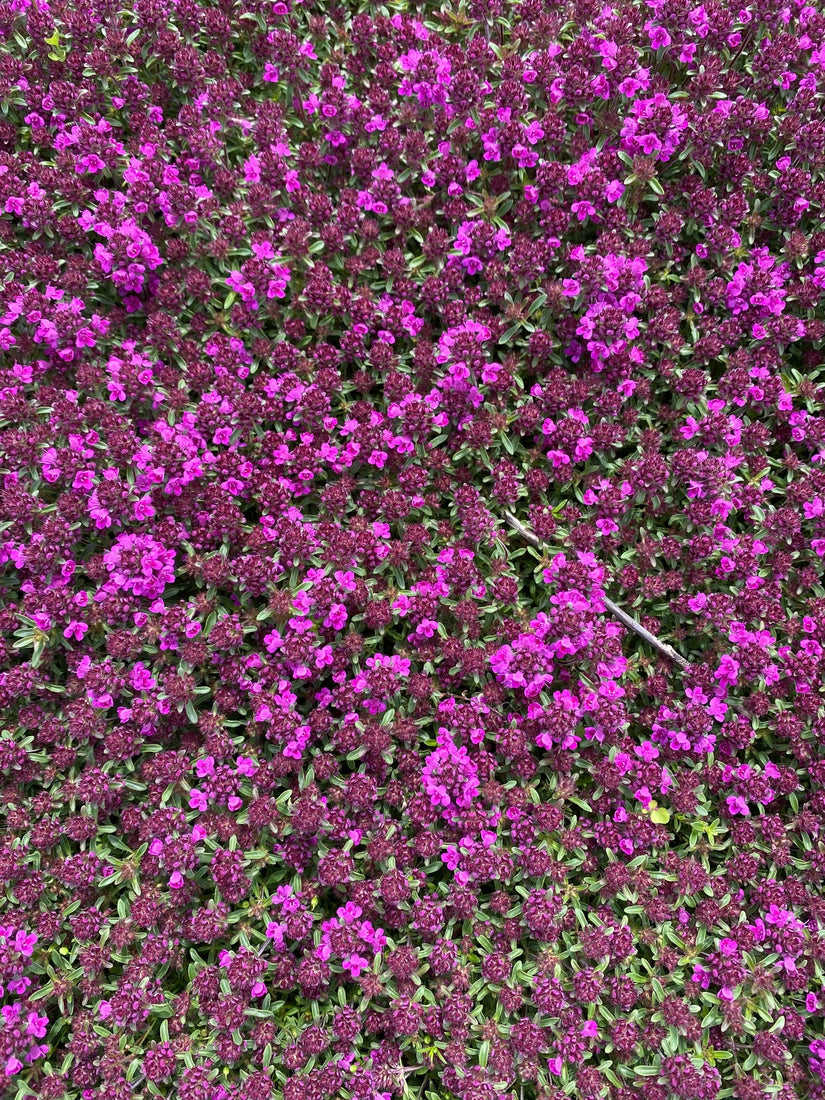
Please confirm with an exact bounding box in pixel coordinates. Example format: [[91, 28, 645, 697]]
[[422, 727, 481, 814], [0, 927, 46, 1078], [102, 533, 176, 598], [315, 902, 386, 980]]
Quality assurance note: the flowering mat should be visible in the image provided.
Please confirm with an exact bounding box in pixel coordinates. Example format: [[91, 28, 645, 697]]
[[2, 0, 825, 1098]]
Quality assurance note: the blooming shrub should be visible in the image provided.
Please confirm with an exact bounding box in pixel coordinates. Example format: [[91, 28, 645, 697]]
[[1, 0, 825, 1098]]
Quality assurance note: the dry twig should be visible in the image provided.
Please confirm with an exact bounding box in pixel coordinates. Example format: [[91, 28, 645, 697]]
[[502, 510, 693, 673]]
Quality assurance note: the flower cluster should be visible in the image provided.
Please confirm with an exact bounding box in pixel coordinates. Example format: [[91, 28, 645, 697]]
[[0, 927, 46, 1078], [422, 727, 481, 813]]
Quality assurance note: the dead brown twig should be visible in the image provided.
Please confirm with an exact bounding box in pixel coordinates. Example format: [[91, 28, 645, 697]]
[[502, 510, 692, 674]]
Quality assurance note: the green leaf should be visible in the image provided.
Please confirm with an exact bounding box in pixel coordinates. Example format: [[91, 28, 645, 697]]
[[499, 324, 522, 344]]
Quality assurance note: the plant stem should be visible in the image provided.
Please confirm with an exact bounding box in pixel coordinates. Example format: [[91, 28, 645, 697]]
[[502, 509, 692, 672]]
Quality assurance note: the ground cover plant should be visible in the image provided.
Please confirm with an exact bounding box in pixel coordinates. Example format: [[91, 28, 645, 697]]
[[1, 0, 825, 1096]]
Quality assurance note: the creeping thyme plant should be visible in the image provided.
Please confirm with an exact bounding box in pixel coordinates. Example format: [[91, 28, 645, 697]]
[[1, 0, 825, 1097]]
